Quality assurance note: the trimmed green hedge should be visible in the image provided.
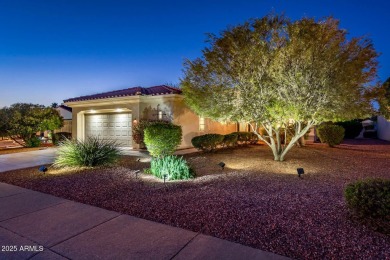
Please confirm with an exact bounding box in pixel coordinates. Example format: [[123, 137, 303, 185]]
[[316, 124, 345, 147], [222, 133, 238, 147], [345, 179, 390, 233], [335, 120, 363, 139], [191, 134, 224, 152], [144, 122, 182, 157], [132, 119, 171, 147], [230, 132, 258, 145]]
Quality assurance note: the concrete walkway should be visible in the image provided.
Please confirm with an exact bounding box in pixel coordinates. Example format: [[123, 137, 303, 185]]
[[0, 149, 58, 173], [0, 182, 288, 260]]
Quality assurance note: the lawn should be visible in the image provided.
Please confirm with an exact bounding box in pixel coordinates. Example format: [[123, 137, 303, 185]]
[[0, 140, 389, 259]]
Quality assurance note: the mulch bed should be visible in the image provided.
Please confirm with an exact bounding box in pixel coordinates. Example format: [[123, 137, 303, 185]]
[[1, 139, 389, 259]]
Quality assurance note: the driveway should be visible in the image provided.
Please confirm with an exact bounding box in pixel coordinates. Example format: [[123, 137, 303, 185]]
[[0, 148, 58, 172]]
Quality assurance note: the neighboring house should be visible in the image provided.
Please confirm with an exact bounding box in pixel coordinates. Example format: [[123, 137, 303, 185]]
[[64, 85, 237, 149], [55, 105, 72, 133]]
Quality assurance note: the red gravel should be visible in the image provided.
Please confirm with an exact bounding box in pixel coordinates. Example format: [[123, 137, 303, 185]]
[[1, 139, 389, 259]]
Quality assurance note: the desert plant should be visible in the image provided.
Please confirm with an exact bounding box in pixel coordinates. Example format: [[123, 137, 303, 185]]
[[222, 133, 238, 147], [144, 122, 182, 157], [335, 120, 363, 139], [345, 179, 390, 233], [191, 134, 224, 152], [25, 136, 41, 147], [150, 155, 194, 180], [53, 137, 122, 168], [316, 124, 345, 147]]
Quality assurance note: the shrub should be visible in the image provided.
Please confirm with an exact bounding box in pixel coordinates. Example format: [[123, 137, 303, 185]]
[[53, 137, 122, 168], [345, 179, 390, 233], [230, 132, 258, 145], [150, 155, 194, 180], [316, 124, 345, 147], [191, 134, 224, 152], [335, 120, 363, 139], [53, 132, 72, 145], [25, 136, 41, 147], [144, 122, 182, 157], [132, 119, 171, 147], [222, 133, 238, 147], [363, 130, 377, 138]]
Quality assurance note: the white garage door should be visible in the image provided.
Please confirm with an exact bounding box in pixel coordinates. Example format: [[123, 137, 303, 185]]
[[85, 113, 132, 147]]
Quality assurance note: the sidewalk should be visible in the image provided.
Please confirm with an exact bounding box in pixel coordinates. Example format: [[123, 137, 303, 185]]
[[0, 182, 288, 260]]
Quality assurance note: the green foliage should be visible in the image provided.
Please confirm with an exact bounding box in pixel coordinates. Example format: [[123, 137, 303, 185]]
[[25, 136, 41, 147], [53, 132, 72, 145], [230, 132, 258, 145], [181, 14, 378, 161], [150, 155, 193, 180], [345, 179, 390, 233], [144, 122, 182, 157], [222, 133, 238, 147], [191, 134, 224, 152], [316, 124, 345, 147], [54, 137, 122, 168], [132, 119, 171, 147], [0, 103, 63, 146], [335, 120, 363, 139]]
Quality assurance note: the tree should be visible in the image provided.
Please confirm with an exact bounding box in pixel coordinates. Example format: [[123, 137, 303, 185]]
[[370, 77, 390, 118], [0, 103, 63, 147], [181, 15, 378, 161]]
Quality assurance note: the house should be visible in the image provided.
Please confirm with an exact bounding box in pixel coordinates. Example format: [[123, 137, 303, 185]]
[[63, 85, 237, 149], [55, 105, 72, 134]]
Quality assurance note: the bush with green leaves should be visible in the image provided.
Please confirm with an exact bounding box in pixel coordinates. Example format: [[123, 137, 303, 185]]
[[191, 134, 224, 152], [53, 132, 72, 145], [54, 137, 122, 168], [316, 124, 345, 147], [335, 120, 363, 139], [345, 179, 390, 233], [132, 119, 171, 147], [144, 122, 182, 157], [25, 136, 41, 147], [222, 133, 238, 147], [230, 132, 259, 145], [150, 155, 194, 180]]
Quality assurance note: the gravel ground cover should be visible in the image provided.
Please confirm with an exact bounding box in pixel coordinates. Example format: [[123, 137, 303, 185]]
[[0, 139, 389, 259]]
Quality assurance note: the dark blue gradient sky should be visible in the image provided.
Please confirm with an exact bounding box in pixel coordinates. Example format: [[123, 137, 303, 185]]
[[0, 0, 389, 106]]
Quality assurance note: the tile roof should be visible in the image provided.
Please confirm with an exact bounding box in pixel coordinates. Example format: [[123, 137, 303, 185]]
[[63, 85, 182, 103], [57, 105, 72, 112]]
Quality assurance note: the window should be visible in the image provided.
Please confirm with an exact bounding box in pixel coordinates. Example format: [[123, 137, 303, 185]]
[[199, 117, 205, 131]]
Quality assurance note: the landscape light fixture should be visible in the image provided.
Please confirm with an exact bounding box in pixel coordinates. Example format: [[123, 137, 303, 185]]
[[134, 170, 140, 178], [297, 168, 304, 177], [163, 174, 168, 184], [136, 158, 141, 162], [218, 162, 226, 170], [38, 166, 48, 174]]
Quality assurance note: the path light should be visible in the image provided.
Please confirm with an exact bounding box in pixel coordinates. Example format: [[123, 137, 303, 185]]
[[163, 174, 168, 184], [218, 162, 226, 170], [136, 158, 141, 162], [38, 166, 48, 174], [297, 168, 304, 177], [134, 170, 140, 178]]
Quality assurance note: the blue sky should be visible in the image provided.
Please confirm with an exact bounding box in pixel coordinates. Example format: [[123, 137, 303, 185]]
[[0, 0, 389, 107]]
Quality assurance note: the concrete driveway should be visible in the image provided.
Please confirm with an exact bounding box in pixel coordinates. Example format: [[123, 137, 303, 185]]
[[0, 148, 57, 173]]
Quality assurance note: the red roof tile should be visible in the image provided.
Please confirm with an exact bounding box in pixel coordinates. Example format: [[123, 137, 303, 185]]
[[63, 85, 182, 103]]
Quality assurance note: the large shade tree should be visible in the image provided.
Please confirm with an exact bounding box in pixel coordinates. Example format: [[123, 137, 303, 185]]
[[0, 103, 63, 146], [181, 15, 378, 161]]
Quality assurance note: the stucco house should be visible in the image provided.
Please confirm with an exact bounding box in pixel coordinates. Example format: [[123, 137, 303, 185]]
[[64, 85, 238, 149]]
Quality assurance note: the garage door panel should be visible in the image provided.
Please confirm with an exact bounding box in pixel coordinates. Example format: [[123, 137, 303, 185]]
[[85, 113, 132, 147]]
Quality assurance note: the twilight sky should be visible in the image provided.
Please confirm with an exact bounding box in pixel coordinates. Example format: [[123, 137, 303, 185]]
[[0, 0, 389, 107]]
